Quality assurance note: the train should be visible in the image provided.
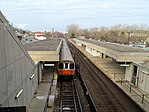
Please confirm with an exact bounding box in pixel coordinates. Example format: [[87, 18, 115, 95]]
[[58, 39, 75, 78]]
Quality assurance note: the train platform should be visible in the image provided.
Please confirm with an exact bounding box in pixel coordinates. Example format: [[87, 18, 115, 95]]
[[46, 68, 58, 112], [27, 67, 55, 112], [73, 45, 149, 112]]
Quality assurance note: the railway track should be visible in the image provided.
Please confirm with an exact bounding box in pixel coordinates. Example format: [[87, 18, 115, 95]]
[[54, 79, 83, 112], [68, 42, 144, 112]]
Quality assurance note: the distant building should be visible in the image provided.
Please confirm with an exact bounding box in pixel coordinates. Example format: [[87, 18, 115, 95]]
[[78, 36, 85, 39], [34, 32, 46, 40], [34, 32, 44, 37]]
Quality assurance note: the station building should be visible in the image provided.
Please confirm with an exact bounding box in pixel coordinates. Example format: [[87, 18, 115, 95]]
[[0, 11, 38, 109], [73, 38, 149, 93], [0, 11, 62, 111]]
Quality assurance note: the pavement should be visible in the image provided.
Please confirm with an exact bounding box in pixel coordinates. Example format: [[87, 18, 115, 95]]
[[46, 70, 58, 112], [74, 44, 149, 112], [27, 67, 55, 112]]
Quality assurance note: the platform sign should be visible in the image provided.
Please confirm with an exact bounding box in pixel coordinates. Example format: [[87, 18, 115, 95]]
[[0, 106, 26, 112]]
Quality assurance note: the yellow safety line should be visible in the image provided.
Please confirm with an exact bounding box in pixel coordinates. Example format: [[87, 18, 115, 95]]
[[54, 68, 58, 80]]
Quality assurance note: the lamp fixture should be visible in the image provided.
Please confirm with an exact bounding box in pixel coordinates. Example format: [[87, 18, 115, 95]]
[[30, 74, 35, 79], [120, 64, 130, 67], [15, 89, 23, 99]]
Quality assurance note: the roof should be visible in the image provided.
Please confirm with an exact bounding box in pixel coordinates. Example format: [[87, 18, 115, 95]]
[[74, 38, 149, 62], [34, 32, 44, 34], [24, 38, 61, 51], [79, 39, 149, 52], [21, 36, 39, 44], [60, 39, 74, 62]]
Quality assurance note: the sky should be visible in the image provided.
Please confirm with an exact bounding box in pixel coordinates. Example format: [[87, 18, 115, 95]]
[[0, 0, 149, 32]]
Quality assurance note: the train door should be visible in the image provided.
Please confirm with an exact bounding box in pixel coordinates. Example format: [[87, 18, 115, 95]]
[[131, 65, 138, 86], [64, 63, 70, 75], [59, 63, 63, 69], [64, 63, 69, 69], [70, 63, 75, 69]]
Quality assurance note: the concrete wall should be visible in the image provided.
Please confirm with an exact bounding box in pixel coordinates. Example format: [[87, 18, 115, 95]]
[[85, 44, 104, 57], [137, 65, 149, 93], [125, 64, 134, 82], [0, 12, 38, 108], [27, 51, 59, 62], [38, 62, 43, 83], [76, 41, 82, 46], [126, 63, 149, 93]]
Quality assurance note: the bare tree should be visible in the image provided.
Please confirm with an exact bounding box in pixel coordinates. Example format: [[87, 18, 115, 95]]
[[53, 31, 64, 38], [66, 24, 80, 38], [66, 24, 149, 44]]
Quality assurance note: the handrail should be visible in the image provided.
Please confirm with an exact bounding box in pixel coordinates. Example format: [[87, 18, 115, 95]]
[[113, 73, 149, 104]]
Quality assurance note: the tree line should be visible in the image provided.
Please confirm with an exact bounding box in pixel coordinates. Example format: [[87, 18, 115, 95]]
[[66, 24, 149, 44]]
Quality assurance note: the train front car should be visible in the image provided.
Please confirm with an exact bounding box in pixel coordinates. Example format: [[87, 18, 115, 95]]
[[58, 39, 75, 79]]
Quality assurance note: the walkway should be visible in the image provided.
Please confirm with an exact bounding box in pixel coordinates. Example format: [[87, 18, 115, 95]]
[[27, 67, 54, 112]]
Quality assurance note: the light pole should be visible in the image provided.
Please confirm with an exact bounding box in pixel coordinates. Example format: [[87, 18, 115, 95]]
[[127, 32, 131, 45], [52, 28, 54, 37]]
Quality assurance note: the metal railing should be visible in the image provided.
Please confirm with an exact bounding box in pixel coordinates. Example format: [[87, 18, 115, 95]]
[[113, 73, 149, 104]]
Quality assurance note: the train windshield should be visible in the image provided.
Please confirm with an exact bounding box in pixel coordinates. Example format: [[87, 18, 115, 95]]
[[59, 63, 63, 69], [70, 63, 74, 69], [65, 63, 68, 69]]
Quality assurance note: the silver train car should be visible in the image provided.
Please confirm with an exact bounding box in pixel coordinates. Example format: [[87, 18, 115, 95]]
[[58, 39, 75, 76]]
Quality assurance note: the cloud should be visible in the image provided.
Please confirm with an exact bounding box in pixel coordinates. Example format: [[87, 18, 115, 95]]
[[0, 0, 149, 31]]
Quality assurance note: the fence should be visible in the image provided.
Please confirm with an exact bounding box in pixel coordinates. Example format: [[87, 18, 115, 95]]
[[113, 73, 149, 104]]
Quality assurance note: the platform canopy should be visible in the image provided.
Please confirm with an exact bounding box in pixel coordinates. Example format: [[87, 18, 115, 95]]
[[24, 38, 62, 62], [74, 39, 149, 63]]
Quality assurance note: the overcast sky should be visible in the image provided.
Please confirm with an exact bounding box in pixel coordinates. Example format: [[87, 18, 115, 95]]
[[1, 0, 149, 32]]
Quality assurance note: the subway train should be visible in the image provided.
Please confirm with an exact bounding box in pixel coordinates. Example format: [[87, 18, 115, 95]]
[[58, 39, 75, 78]]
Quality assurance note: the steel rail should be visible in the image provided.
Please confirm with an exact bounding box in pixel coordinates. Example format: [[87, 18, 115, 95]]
[[71, 80, 78, 112], [73, 79, 83, 112], [59, 79, 81, 112], [69, 43, 115, 111], [68, 41, 98, 112], [75, 47, 121, 111], [69, 42, 144, 112]]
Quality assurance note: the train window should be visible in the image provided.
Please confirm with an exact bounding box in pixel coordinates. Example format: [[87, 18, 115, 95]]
[[59, 63, 63, 69], [65, 63, 68, 69], [70, 63, 74, 69]]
